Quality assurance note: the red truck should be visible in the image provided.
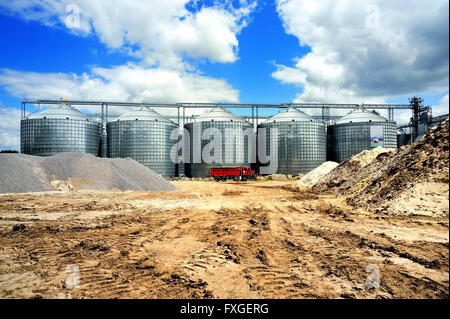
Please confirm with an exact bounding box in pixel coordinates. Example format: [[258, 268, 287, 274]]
[[211, 166, 258, 182]]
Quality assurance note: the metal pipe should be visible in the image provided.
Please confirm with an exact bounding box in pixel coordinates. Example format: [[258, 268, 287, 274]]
[[22, 99, 413, 110], [252, 106, 255, 129], [20, 98, 425, 131]]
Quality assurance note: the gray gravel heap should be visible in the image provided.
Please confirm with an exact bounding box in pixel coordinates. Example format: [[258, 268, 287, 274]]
[[0, 154, 50, 193], [0, 152, 175, 194]]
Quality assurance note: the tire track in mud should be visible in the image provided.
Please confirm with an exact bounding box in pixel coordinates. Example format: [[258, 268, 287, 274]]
[[0, 181, 448, 299], [284, 218, 449, 298]]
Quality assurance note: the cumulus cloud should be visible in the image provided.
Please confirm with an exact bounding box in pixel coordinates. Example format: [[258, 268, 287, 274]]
[[433, 94, 449, 117], [0, 65, 239, 117], [0, 63, 241, 146], [0, 0, 256, 69], [0, 0, 255, 117], [273, 0, 449, 103], [0, 60, 242, 148], [0, 66, 239, 102], [0, 104, 21, 150], [0, 1, 258, 147]]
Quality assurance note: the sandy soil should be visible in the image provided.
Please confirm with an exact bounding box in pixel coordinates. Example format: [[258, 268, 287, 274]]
[[0, 180, 448, 299]]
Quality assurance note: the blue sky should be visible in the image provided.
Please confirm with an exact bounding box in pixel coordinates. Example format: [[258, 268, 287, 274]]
[[201, 1, 308, 104], [0, 0, 448, 150], [0, 1, 306, 105]]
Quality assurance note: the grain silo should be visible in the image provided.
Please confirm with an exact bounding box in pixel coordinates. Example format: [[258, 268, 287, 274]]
[[184, 107, 254, 178], [258, 107, 326, 175], [106, 107, 178, 177], [21, 103, 101, 156], [329, 108, 397, 163]]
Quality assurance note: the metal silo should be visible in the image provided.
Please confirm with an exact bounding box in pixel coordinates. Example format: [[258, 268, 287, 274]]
[[184, 107, 253, 178], [106, 107, 178, 177], [21, 103, 101, 156], [258, 107, 326, 175], [329, 108, 397, 163]]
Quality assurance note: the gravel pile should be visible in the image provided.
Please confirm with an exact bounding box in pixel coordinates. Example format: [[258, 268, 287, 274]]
[[0, 154, 50, 193], [0, 152, 175, 194]]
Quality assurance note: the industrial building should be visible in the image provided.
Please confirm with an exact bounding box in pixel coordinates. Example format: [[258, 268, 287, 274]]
[[258, 107, 326, 174], [19, 97, 446, 177]]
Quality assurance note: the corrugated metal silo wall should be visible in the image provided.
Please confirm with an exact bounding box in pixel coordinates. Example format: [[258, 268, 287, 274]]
[[21, 118, 101, 156], [107, 120, 178, 177], [100, 127, 107, 157], [175, 125, 185, 177], [333, 121, 397, 163], [184, 121, 253, 178], [257, 121, 327, 175]]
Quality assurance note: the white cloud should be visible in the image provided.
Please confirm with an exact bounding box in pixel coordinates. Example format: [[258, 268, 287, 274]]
[[0, 63, 241, 148], [0, 65, 239, 116], [0, 104, 21, 150], [0, 0, 254, 118], [273, 0, 449, 103], [0, 0, 256, 69], [0, 1, 258, 148], [433, 94, 449, 117]]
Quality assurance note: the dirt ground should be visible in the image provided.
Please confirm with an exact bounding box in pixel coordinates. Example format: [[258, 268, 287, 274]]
[[0, 180, 448, 299]]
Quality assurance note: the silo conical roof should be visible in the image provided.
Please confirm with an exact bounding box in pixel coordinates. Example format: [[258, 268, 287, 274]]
[[262, 107, 316, 124], [191, 107, 247, 123], [335, 108, 389, 125], [27, 103, 89, 120], [117, 107, 175, 124]]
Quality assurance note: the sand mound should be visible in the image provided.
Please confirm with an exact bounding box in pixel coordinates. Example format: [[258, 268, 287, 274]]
[[313, 148, 396, 194], [264, 174, 289, 181], [297, 161, 339, 188], [346, 147, 396, 167], [0, 152, 175, 194], [346, 119, 449, 215], [314, 119, 449, 216]]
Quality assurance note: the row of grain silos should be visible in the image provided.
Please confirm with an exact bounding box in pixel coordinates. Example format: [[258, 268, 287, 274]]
[[20, 103, 397, 178]]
